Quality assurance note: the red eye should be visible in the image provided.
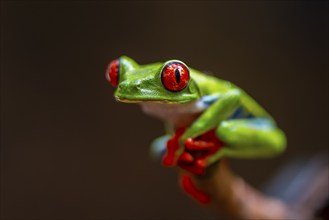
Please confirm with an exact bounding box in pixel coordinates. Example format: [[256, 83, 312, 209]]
[[161, 61, 190, 92], [106, 59, 120, 87]]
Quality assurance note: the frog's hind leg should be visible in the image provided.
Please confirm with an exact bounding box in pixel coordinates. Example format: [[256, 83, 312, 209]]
[[207, 118, 286, 165], [150, 134, 171, 160]]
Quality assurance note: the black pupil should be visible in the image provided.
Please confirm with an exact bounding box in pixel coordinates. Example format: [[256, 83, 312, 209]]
[[175, 68, 181, 84]]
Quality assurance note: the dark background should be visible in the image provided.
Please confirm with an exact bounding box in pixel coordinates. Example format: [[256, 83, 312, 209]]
[[1, 1, 328, 219]]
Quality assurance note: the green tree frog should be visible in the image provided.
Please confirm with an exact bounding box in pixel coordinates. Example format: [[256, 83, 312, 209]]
[[106, 56, 287, 177]]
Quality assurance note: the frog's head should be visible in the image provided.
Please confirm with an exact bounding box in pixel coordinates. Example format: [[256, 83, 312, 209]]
[[106, 56, 201, 104]]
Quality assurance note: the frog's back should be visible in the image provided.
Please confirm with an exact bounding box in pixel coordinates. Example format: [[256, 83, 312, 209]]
[[190, 69, 274, 120], [190, 68, 233, 96]]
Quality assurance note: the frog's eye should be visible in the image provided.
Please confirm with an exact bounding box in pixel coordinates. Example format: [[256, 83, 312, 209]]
[[106, 59, 120, 87], [161, 61, 190, 92]]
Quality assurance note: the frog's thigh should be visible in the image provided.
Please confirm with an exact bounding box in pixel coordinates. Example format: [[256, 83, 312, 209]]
[[216, 118, 286, 156], [150, 134, 171, 159]]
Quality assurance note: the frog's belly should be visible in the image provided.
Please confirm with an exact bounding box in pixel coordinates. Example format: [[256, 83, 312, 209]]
[[139, 101, 204, 128]]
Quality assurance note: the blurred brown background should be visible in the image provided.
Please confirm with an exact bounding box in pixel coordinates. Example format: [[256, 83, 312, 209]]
[[1, 1, 328, 219]]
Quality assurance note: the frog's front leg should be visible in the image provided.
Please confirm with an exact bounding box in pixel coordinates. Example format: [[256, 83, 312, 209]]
[[175, 89, 241, 159]]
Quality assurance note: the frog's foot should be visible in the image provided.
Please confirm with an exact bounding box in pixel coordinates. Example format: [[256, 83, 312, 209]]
[[162, 128, 225, 176], [180, 174, 210, 204], [162, 127, 186, 166], [185, 138, 216, 151], [178, 129, 224, 175]]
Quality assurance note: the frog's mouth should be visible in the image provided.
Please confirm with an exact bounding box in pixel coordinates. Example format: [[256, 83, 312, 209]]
[[114, 94, 198, 104], [114, 95, 195, 104]]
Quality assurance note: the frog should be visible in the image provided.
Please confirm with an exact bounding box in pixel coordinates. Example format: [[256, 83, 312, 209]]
[[106, 56, 287, 176]]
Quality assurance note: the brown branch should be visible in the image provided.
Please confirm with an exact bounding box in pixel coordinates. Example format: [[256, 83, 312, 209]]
[[182, 159, 314, 220]]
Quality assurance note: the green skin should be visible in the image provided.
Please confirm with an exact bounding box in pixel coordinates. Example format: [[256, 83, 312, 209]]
[[114, 56, 286, 166]]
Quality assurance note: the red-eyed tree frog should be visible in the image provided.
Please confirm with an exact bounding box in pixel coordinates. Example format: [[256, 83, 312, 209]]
[[106, 56, 287, 175]]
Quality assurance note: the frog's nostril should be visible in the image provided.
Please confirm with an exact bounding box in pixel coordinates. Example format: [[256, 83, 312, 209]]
[[135, 81, 142, 89]]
